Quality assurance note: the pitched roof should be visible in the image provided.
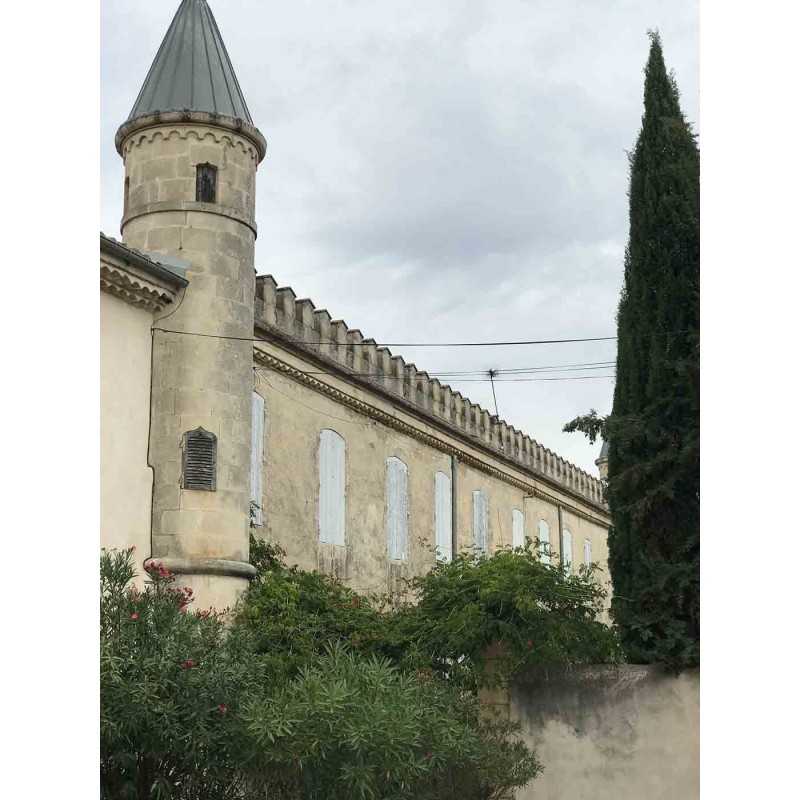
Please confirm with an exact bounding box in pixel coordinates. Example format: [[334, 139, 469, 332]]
[[127, 0, 253, 124], [100, 233, 189, 288]]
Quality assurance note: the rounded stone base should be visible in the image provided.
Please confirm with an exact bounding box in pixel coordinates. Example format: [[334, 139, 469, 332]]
[[144, 557, 257, 613]]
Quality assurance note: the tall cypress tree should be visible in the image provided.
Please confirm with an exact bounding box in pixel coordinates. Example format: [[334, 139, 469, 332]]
[[566, 33, 699, 670]]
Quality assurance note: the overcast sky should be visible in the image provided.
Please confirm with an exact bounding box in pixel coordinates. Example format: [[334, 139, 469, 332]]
[[101, 0, 698, 474]]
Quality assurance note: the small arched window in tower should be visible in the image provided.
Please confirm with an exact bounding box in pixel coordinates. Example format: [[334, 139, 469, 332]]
[[196, 163, 217, 203], [182, 428, 217, 491], [124, 176, 130, 214]]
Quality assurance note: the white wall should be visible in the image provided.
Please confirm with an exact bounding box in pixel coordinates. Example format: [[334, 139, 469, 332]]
[[100, 291, 154, 581]]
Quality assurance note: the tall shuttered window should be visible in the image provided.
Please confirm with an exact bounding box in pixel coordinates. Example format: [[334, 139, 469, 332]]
[[319, 429, 346, 545], [512, 508, 524, 549], [538, 520, 551, 564], [562, 528, 573, 575], [386, 457, 409, 561], [584, 538, 592, 568], [472, 490, 488, 554], [434, 471, 452, 562], [250, 392, 265, 526], [182, 428, 216, 491]]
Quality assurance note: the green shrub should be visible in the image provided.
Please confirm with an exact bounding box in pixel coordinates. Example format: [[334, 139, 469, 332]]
[[393, 543, 622, 685], [242, 644, 540, 800], [100, 548, 268, 799], [100, 547, 542, 799]]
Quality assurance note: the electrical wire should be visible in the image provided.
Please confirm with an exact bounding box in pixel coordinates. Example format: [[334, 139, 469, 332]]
[[153, 326, 616, 347], [288, 371, 615, 383], [297, 362, 616, 378]]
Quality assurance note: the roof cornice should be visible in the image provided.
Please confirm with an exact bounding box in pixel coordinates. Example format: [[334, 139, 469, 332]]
[[115, 110, 267, 164], [100, 233, 189, 289]]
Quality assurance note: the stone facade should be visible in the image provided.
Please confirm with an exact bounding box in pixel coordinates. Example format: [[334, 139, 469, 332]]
[[116, 112, 266, 609], [249, 286, 611, 598], [100, 0, 611, 610]]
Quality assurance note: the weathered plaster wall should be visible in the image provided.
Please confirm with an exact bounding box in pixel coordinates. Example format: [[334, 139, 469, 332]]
[[252, 338, 612, 597], [254, 367, 449, 596], [100, 291, 153, 585], [501, 666, 700, 800]]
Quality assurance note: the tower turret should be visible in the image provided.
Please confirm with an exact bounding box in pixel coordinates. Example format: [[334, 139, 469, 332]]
[[595, 440, 609, 481], [115, 0, 266, 608]]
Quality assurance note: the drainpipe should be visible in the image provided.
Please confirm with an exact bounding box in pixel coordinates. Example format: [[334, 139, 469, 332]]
[[450, 454, 458, 558]]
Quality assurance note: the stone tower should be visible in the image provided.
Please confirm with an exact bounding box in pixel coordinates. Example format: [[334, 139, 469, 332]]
[[595, 440, 609, 481], [115, 0, 267, 608]]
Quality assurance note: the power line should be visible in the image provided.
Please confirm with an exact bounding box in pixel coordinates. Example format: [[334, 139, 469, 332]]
[[153, 327, 617, 347], [154, 326, 616, 383], [298, 363, 616, 378], [458, 375, 615, 383], [494, 359, 616, 374], [347, 335, 617, 347], [276, 368, 615, 383]]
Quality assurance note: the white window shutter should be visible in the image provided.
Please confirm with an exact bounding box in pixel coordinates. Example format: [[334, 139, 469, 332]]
[[512, 508, 524, 549], [472, 490, 488, 554], [562, 528, 573, 575], [434, 471, 452, 562], [250, 392, 265, 526], [538, 520, 551, 564], [319, 429, 346, 545], [584, 538, 592, 567], [386, 457, 409, 560]]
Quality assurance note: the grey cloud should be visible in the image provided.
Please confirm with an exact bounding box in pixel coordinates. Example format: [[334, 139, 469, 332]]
[[102, 0, 697, 472]]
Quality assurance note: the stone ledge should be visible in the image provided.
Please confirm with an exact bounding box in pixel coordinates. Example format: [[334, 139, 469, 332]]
[[121, 200, 258, 238], [144, 557, 257, 580]]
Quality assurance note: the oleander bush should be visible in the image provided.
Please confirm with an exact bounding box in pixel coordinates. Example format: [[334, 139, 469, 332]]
[[100, 545, 554, 799]]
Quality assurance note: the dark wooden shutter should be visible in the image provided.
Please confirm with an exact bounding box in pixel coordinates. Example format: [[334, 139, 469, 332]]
[[182, 428, 217, 491]]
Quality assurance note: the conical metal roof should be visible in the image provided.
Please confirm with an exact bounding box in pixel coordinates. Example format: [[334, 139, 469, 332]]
[[128, 0, 253, 124]]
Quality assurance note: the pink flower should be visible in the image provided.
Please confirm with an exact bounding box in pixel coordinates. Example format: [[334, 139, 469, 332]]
[[218, 704, 228, 714], [130, 612, 139, 621], [180, 659, 195, 670]]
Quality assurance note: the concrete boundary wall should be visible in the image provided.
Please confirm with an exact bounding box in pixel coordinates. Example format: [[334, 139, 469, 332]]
[[486, 665, 699, 800]]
